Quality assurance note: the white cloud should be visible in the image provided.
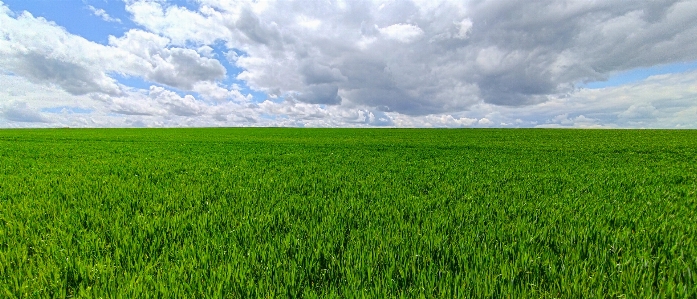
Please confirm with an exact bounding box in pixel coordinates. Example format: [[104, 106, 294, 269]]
[[477, 118, 493, 126], [456, 19, 473, 39], [618, 104, 659, 120], [0, 9, 227, 97], [1, 0, 697, 128], [117, 0, 697, 117], [297, 15, 321, 30], [1, 101, 50, 123], [108, 29, 227, 90], [134, 1, 233, 45], [0, 10, 123, 95], [391, 114, 478, 127], [87, 5, 121, 23], [378, 23, 424, 43], [2, 67, 696, 128], [192, 81, 251, 102], [197, 45, 215, 58]]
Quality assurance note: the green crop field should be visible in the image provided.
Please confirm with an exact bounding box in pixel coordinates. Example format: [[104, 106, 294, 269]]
[[0, 128, 695, 298]]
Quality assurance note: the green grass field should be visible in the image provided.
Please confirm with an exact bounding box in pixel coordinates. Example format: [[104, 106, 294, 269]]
[[1, 128, 695, 298]]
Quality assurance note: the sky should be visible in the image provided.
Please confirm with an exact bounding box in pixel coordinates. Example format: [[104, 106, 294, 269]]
[[1, 0, 697, 128]]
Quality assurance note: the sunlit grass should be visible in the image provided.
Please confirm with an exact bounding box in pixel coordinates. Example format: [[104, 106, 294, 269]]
[[1, 128, 695, 297]]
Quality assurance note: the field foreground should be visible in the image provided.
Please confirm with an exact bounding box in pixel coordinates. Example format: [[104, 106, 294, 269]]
[[1, 128, 695, 298]]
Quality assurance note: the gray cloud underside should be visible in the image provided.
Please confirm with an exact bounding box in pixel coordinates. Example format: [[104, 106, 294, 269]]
[[1, 101, 50, 123]]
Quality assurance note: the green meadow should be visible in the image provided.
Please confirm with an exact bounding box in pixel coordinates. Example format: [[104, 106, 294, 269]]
[[0, 128, 695, 298]]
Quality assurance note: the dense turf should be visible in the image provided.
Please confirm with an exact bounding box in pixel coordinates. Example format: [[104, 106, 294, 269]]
[[1, 128, 695, 298]]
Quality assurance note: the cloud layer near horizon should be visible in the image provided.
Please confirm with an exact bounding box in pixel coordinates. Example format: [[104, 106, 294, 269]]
[[1, 0, 697, 128]]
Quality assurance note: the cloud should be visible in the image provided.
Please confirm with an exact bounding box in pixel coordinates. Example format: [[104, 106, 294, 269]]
[[543, 114, 601, 128], [378, 23, 424, 43], [95, 86, 217, 117], [124, 0, 231, 45], [123, 0, 697, 116], [1, 101, 50, 123], [108, 29, 227, 90], [191, 81, 252, 102], [1, 0, 696, 128], [0, 8, 227, 98], [2, 66, 696, 128], [456, 19, 473, 39], [87, 5, 121, 23], [8, 52, 123, 96], [291, 84, 342, 105], [148, 86, 206, 116], [0, 11, 123, 95], [391, 114, 478, 128], [618, 104, 659, 120]]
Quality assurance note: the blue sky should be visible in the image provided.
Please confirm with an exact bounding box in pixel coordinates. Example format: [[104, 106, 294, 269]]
[[583, 61, 697, 89], [1, 0, 697, 128], [3, 0, 134, 44]]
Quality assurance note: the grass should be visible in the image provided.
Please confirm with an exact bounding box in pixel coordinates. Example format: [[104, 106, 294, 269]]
[[0, 128, 695, 298]]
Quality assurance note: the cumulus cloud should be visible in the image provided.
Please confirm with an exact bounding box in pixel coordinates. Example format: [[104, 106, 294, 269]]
[[0, 7, 227, 98], [2, 66, 696, 128], [95, 85, 236, 118], [192, 81, 252, 102], [124, 0, 232, 45], [618, 104, 660, 120], [0, 10, 123, 95], [122, 0, 697, 116], [1, 0, 697, 128], [108, 29, 227, 90], [1, 101, 50, 123]]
